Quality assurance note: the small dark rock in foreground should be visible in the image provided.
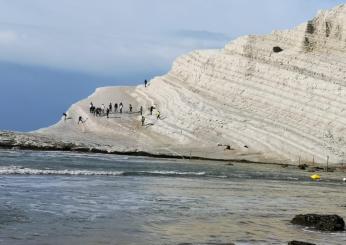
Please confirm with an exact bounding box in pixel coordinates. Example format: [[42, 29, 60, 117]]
[[291, 214, 345, 231], [288, 241, 316, 245]]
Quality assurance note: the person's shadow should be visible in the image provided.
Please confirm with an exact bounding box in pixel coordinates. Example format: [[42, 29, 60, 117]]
[[145, 123, 154, 128]]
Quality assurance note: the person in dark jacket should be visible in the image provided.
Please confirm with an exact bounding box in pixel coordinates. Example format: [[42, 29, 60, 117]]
[[78, 116, 85, 124], [129, 104, 133, 113]]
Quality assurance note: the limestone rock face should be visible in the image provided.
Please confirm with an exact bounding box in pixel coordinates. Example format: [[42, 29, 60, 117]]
[[41, 4, 346, 164]]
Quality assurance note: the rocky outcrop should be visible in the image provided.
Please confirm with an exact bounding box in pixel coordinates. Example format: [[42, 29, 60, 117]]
[[0, 131, 84, 151], [291, 214, 345, 232], [36, 4, 346, 165]]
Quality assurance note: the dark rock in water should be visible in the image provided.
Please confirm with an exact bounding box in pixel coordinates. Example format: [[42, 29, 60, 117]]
[[273, 46, 283, 53], [298, 164, 308, 170], [288, 241, 315, 245], [291, 214, 345, 231]]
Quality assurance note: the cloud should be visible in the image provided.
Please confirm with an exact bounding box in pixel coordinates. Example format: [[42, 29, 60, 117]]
[[0, 30, 17, 44], [0, 0, 344, 77], [173, 30, 231, 41]]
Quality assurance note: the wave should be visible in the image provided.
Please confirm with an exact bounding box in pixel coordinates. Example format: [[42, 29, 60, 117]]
[[126, 170, 206, 177], [0, 166, 124, 176], [0, 166, 206, 177]]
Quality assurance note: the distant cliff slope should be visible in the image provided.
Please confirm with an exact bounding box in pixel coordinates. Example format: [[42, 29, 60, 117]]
[[39, 4, 346, 165]]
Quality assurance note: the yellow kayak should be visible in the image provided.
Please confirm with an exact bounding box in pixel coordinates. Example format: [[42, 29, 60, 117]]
[[310, 174, 321, 180]]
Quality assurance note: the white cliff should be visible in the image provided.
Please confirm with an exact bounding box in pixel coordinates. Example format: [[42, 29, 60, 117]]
[[39, 4, 346, 165]]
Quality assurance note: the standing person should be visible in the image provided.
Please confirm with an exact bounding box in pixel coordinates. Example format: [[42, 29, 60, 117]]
[[78, 116, 84, 124], [63, 113, 67, 121], [114, 103, 118, 113], [129, 104, 133, 113], [89, 102, 94, 113], [141, 116, 145, 126], [157, 111, 161, 120], [106, 108, 110, 118], [90, 105, 95, 114], [96, 108, 101, 117], [150, 106, 154, 115], [101, 104, 105, 114], [140, 106, 143, 116], [119, 102, 123, 114], [144, 80, 148, 87], [109, 102, 112, 112]]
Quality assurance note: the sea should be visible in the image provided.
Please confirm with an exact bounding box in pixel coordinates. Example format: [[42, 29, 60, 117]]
[[0, 149, 345, 245]]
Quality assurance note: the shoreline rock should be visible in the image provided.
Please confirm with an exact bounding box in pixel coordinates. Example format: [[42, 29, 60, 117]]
[[288, 241, 315, 245], [291, 214, 345, 232]]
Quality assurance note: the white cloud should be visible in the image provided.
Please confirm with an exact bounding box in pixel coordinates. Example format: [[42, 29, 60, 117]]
[[0, 0, 344, 76], [0, 30, 17, 44]]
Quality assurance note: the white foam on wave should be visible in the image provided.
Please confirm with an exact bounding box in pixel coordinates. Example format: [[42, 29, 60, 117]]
[[0, 166, 124, 176], [137, 170, 206, 176], [0, 166, 206, 177]]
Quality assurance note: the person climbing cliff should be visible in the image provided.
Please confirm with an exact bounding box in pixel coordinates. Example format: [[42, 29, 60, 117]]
[[119, 102, 123, 114], [157, 111, 161, 120], [78, 116, 85, 124], [89, 102, 94, 113]]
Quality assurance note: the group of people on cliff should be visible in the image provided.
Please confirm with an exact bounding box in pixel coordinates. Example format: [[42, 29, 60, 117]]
[[87, 102, 161, 125], [63, 79, 161, 126], [88, 102, 150, 118], [89, 102, 131, 118]]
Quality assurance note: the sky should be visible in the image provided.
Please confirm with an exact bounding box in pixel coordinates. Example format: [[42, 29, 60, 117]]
[[0, 0, 345, 131]]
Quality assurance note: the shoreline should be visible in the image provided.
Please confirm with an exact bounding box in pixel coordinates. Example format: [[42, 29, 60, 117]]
[[0, 130, 280, 165], [0, 141, 277, 165], [1, 130, 344, 172]]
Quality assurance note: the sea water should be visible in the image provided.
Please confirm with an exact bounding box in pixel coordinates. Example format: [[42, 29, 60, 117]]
[[0, 150, 345, 245]]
